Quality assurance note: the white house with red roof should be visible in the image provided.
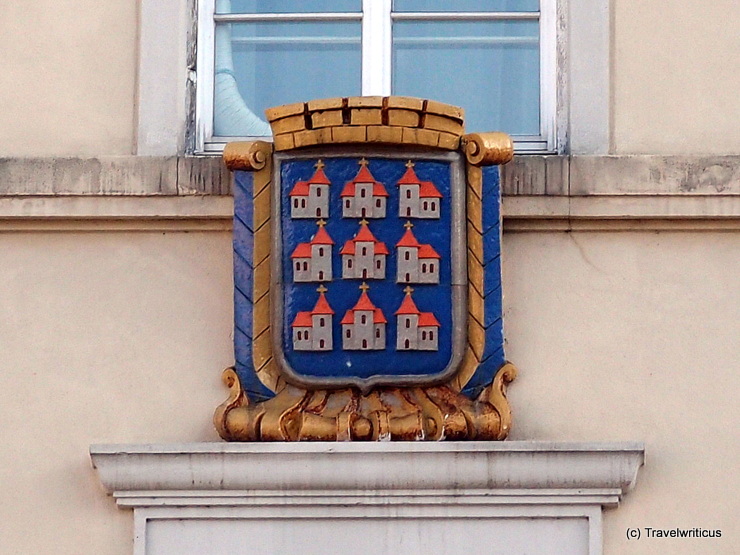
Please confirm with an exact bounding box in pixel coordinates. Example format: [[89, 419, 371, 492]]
[[394, 288, 440, 351], [340, 158, 389, 218], [397, 161, 442, 219], [396, 222, 441, 284], [340, 220, 388, 280], [292, 287, 334, 351], [291, 221, 334, 282], [289, 160, 330, 219], [341, 284, 386, 350]]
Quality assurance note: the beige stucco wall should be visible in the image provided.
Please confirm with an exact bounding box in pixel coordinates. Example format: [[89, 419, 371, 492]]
[[1, 1, 739, 156], [0, 229, 736, 554], [0, 1, 136, 156], [613, 0, 740, 154], [0, 232, 231, 554]]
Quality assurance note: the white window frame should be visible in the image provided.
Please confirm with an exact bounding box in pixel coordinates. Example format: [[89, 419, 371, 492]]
[[195, 0, 558, 154], [135, 0, 609, 156]]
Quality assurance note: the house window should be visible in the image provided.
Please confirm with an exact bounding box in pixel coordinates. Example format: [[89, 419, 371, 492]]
[[404, 251, 409, 261], [316, 188, 322, 197], [320, 317, 325, 327], [405, 318, 410, 328], [423, 201, 428, 211], [293, 199, 299, 208], [319, 247, 324, 256], [303, 262, 308, 271], [362, 247, 367, 256], [301, 199, 306, 208], [320, 339, 325, 348], [348, 258, 353, 268], [422, 263, 427, 273], [406, 189, 411, 199], [429, 263, 434, 273], [429, 331, 433, 340], [376, 199, 381, 208], [361, 314, 367, 324], [360, 188, 366, 198], [198, 0, 554, 153], [297, 331, 302, 340], [422, 330, 427, 340], [362, 339, 368, 349], [376, 259, 381, 269], [345, 199, 351, 209], [295, 262, 300, 271], [375, 328, 380, 338], [346, 329, 351, 338]]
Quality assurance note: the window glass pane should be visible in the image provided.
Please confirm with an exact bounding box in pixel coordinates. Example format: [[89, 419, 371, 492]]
[[392, 20, 539, 135], [219, 0, 361, 14], [214, 21, 361, 136], [393, 0, 539, 12]]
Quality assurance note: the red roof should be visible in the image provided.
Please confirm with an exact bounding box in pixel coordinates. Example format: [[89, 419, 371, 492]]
[[289, 167, 330, 196], [340, 165, 389, 197], [419, 181, 442, 198], [308, 167, 330, 185], [290, 243, 312, 259], [418, 313, 441, 327], [355, 291, 376, 311], [397, 166, 421, 185], [289, 181, 310, 197], [291, 311, 313, 327], [291, 292, 334, 327], [394, 294, 420, 315], [418, 244, 440, 259], [396, 228, 421, 248], [311, 226, 334, 245], [341, 292, 387, 324], [394, 294, 440, 327], [311, 292, 334, 315], [396, 166, 442, 198], [396, 229, 439, 258], [339, 223, 388, 255], [291, 228, 334, 258]]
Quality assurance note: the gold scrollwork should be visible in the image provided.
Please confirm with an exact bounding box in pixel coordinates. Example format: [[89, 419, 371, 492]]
[[462, 132, 514, 166], [214, 365, 518, 441], [223, 141, 273, 172]]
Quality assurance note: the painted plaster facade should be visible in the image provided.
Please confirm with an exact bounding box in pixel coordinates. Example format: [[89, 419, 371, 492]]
[[0, 2, 739, 554]]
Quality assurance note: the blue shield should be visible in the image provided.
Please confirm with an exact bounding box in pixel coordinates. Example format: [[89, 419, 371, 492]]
[[272, 152, 467, 390]]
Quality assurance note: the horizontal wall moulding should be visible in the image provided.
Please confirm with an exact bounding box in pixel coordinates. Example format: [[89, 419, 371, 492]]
[[2, 155, 739, 197], [0, 156, 230, 196], [0, 195, 737, 232], [90, 441, 644, 509]]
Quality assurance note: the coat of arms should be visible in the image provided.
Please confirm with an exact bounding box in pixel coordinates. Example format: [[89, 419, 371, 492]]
[[216, 96, 516, 441]]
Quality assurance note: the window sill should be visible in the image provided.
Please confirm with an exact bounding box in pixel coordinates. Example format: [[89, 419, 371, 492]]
[[2, 155, 737, 197], [0, 156, 737, 232]]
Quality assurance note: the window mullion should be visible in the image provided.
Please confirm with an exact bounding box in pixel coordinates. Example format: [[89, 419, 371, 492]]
[[362, 0, 392, 96]]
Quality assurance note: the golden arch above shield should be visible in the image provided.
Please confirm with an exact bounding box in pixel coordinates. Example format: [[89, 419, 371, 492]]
[[216, 97, 517, 441]]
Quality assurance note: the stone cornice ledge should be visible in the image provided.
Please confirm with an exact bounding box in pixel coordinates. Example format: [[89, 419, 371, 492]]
[[90, 441, 644, 509]]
